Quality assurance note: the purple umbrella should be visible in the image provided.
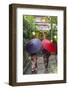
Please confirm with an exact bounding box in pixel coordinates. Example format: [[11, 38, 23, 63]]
[[26, 39, 42, 54]]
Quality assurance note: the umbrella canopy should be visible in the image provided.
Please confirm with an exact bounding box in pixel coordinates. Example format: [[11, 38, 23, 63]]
[[42, 39, 57, 53], [26, 38, 42, 54]]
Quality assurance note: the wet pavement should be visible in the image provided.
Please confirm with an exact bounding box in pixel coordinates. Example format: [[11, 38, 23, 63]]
[[37, 57, 45, 74], [37, 55, 57, 74], [23, 55, 57, 74]]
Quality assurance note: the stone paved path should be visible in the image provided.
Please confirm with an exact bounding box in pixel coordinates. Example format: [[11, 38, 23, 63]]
[[24, 55, 57, 74], [37, 55, 57, 74], [48, 55, 57, 73], [37, 57, 45, 74]]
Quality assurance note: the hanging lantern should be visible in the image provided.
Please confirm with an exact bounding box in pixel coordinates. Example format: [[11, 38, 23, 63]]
[[32, 31, 35, 36], [54, 35, 57, 39]]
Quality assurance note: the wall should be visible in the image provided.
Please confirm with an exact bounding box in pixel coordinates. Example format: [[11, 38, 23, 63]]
[[0, 0, 68, 90]]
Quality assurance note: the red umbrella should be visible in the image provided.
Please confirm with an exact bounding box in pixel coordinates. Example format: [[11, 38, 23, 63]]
[[42, 39, 57, 53]]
